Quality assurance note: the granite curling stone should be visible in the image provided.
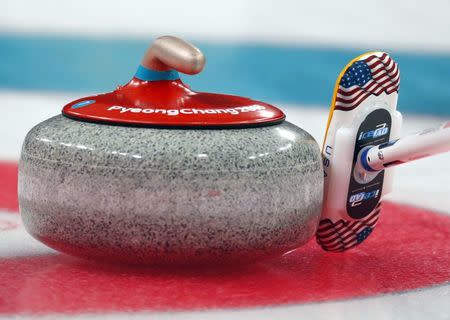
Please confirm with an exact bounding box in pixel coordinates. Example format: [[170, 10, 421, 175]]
[[18, 36, 323, 265]]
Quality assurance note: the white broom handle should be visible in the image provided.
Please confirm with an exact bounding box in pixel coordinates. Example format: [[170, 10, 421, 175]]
[[362, 121, 450, 171]]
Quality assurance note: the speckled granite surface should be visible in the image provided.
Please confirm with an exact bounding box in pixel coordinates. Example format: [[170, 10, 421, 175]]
[[19, 115, 323, 264]]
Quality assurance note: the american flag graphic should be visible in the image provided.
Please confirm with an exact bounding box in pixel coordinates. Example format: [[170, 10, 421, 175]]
[[316, 203, 382, 252], [335, 53, 400, 111]]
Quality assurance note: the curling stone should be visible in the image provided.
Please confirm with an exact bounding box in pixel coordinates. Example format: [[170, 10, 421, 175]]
[[18, 36, 323, 264], [20, 35, 450, 264]]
